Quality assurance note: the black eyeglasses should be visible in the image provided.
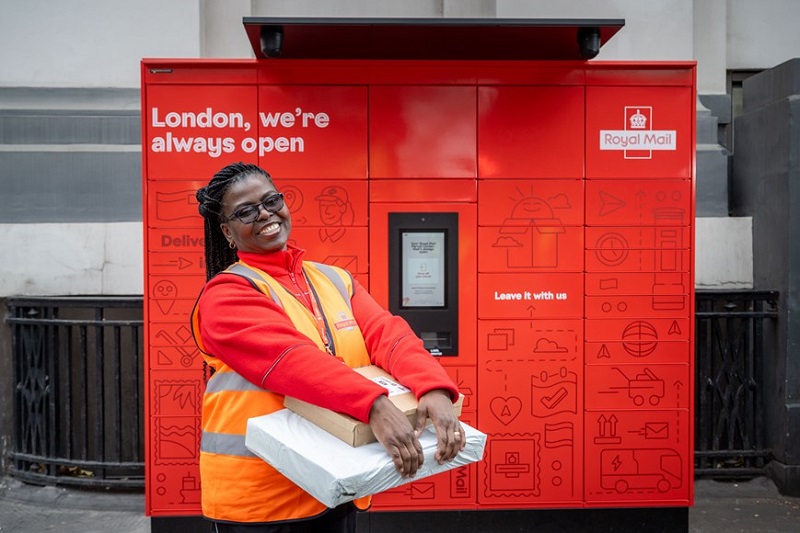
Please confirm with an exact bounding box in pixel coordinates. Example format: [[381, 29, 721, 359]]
[[222, 193, 285, 224]]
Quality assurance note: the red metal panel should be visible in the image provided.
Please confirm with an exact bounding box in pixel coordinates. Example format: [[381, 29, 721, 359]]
[[148, 251, 205, 278], [478, 226, 583, 273], [585, 340, 691, 365], [585, 86, 694, 178], [585, 226, 691, 251], [257, 86, 367, 179], [145, 85, 258, 180], [145, 180, 207, 229], [478, 179, 584, 227], [147, 275, 205, 323], [585, 295, 690, 319], [143, 60, 258, 85], [370, 179, 478, 203], [585, 314, 693, 364], [585, 180, 692, 226], [585, 272, 691, 296], [290, 227, 368, 274], [585, 318, 690, 343], [148, 321, 204, 371], [477, 273, 583, 319], [585, 364, 690, 410], [583, 409, 691, 506], [478, 86, 584, 178], [476, 64, 585, 85], [276, 179, 368, 226], [478, 319, 583, 367], [146, 369, 203, 515], [369, 86, 477, 178], [585, 248, 692, 274], [148, 227, 205, 252], [585, 65, 694, 87]]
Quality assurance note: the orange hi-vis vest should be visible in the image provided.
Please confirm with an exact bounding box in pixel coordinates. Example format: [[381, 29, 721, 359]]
[[191, 260, 371, 523]]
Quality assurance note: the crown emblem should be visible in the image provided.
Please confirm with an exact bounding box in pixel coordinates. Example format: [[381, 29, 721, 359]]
[[629, 109, 647, 129]]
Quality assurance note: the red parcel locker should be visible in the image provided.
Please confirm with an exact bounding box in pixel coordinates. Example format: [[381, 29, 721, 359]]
[[142, 58, 695, 520]]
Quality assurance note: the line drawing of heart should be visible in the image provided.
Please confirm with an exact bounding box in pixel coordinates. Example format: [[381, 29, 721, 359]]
[[490, 396, 522, 425]]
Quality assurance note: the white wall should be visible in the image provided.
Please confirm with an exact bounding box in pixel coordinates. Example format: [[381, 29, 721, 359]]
[[0, 223, 143, 295], [0, 0, 202, 88], [496, 0, 694, 61], [728, 0, 800, 70], [4, 0, 800, 88], [695, 217, 753, 288]]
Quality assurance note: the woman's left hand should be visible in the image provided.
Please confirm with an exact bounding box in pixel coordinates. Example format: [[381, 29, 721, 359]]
[[415, 389, 465, 464]]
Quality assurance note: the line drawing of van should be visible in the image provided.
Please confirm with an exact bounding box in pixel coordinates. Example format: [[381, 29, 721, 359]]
[[608, 367, 665, 406], [600, 448, 682, 493]]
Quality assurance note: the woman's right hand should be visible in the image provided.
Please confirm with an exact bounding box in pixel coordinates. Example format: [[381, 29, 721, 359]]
[[369, 395, 424, 478]]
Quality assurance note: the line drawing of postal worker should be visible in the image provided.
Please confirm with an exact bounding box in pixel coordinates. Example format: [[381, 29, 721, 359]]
[[316, 185, 355, 243]]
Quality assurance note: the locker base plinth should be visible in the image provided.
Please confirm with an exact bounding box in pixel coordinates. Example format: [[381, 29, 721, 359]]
[[151, 507, 689, 533], [359, 507, 688, 533]]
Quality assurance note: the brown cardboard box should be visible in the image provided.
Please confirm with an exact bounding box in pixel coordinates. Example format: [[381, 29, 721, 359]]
[[283, 365, 464, 447]]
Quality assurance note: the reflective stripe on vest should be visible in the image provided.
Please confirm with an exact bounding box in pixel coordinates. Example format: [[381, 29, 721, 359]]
[[227, 263, 283, 307], [312, 262, 352, 312], [204, 370, 262, 394], [201, 430, 254, 457]]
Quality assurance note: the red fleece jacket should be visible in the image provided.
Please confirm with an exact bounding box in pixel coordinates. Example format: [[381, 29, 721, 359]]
[[195, 245, 459, 423]]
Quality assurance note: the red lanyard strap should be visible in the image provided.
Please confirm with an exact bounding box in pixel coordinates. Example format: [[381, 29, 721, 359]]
[[303, 270, 335, 356]]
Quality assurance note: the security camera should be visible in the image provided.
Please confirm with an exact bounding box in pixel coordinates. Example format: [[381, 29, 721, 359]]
[[261, 25, 284, 58], [577, 27, 601, 59]]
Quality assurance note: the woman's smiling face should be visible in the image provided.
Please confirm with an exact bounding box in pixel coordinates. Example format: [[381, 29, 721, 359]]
[[219, 173, 291, 254]]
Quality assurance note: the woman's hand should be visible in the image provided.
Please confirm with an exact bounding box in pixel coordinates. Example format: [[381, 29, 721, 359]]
[[415, 389, 465, 464], [369, 395, 424, 478]]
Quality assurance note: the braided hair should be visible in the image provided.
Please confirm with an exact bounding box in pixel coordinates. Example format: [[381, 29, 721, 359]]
[[196, 162, 274, 280]]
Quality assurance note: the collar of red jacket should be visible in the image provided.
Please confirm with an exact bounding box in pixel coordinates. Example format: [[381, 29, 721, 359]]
[[236, 244, 306, 277]]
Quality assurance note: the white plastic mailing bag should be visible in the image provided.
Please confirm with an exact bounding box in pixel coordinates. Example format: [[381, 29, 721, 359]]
[[246, 408, 487, 508]]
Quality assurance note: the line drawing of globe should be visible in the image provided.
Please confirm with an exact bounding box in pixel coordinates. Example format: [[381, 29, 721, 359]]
[[621, 320, 659, 357]]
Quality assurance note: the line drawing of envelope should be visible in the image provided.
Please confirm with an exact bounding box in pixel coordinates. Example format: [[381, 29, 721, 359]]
[[644, 422, 669, 439], [408, 482, 435, 499]]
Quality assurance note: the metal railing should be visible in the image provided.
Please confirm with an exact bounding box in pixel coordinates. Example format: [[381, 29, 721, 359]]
[[7, 296, 144, 488], [5, 290, 779, 489], [694, 289, 778, 478]]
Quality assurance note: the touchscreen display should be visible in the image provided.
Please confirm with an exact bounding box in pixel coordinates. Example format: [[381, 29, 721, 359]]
[[401, 230, 446, 308]]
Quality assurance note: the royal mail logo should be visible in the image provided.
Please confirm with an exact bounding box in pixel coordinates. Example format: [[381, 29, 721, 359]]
[[600, 106, 677, 159]]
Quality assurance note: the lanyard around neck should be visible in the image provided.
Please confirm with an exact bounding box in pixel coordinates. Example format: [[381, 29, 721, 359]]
[[300, 270, 334, 356]]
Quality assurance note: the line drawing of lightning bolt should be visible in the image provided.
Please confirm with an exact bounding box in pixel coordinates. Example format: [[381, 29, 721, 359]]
[[612, 455, 622, 471]]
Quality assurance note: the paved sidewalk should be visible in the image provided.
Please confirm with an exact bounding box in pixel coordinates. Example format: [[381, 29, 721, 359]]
[[690, 477, 800, 533], [0, 477, 148, 533], [1, 475, 798, 532]]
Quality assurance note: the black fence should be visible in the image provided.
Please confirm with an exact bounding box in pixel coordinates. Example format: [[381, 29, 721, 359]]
[[7, 297, 144, 488], [694, 290, 778, 478], [6, 291, 779, 489]]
